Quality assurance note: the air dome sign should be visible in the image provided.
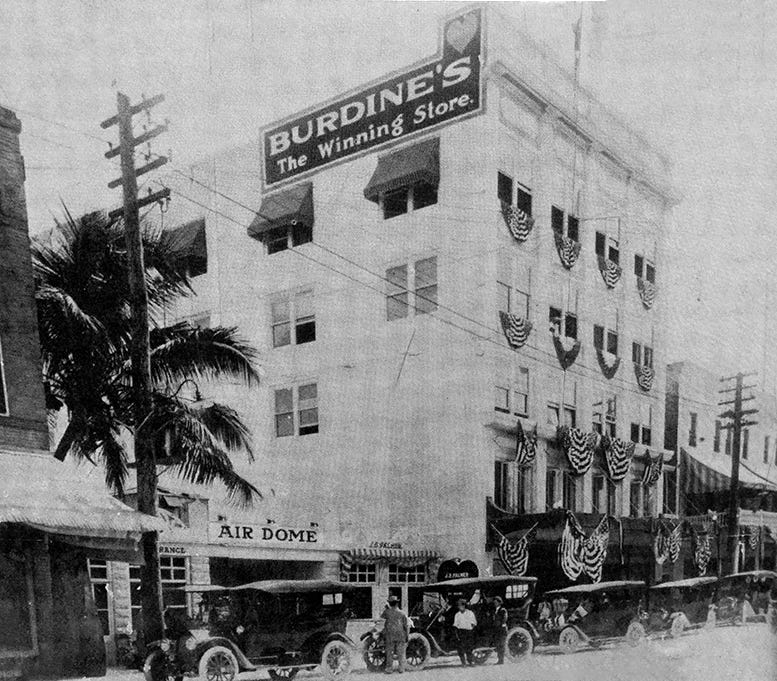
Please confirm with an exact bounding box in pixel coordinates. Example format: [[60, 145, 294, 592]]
[[263, 7, 483, 188]]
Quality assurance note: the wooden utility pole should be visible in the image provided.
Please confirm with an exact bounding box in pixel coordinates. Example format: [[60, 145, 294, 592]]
[[719, 371, 758, 575], [101, 92, 170, 645]]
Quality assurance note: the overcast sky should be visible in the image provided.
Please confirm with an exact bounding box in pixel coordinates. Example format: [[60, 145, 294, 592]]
[[2, 0, 776, 389]]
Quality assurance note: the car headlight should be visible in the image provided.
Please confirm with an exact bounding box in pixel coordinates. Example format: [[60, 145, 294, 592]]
[[184, 636, 197, 651], [160, 640, 171, 652], [235, 625, 245, 634]]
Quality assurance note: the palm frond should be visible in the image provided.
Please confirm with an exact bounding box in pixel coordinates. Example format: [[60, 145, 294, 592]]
[[194, 402, 254, 459]]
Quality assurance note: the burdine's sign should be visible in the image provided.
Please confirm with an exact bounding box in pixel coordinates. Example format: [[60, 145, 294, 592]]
[[263, 7, 484, 188]]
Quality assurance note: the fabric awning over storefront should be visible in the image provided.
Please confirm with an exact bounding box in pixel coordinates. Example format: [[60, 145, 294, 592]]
[[166, 217, 206, 261], [0, 449, 164, 538], [363, 137, 440, 202], [682, 447, 777, 494], [348, 547, 438, 563], [247, 182, 314, 239]]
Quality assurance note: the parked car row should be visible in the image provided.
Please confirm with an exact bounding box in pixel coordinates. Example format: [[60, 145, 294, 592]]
[[142, 570, 777, 681]]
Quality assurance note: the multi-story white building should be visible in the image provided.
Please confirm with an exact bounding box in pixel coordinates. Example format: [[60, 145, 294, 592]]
[[94, 6, 678, 626]]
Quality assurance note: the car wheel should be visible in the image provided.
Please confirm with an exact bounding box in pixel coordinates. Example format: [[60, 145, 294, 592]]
[[670, 615, 686, 638], [198, 646, 238, 681], [505, 626, 534, 662], [558, 627, 581, 655], [143, 649, 181, 681], [320, 641, 353, 680], [404, 633, 431, 670], [471, 648, 492, 665], [625, 621, 647, 647], [268, 668, 298, 681], [361, 637, 386, 672]]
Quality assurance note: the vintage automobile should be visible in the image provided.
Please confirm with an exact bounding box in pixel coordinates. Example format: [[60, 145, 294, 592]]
[[143, 579, 362, 681], [361, 575, 538, 671], [535, 581, 648, 654], [646, 576, 717, 637], [714, 570, 777, 626]]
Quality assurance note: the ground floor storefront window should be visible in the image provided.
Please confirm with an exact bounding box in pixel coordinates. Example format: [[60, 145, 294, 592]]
[[87, 559, 112, 636]]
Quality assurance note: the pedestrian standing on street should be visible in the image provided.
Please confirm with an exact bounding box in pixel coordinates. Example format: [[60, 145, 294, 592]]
[[381, 594, 409, 674], [453, 598, 477, 666], [492, 596, 508, 664]]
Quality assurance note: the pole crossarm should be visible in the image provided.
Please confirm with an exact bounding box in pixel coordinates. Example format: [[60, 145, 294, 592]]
[[100, 93, 165, 129], [104, 124, 169, 159]]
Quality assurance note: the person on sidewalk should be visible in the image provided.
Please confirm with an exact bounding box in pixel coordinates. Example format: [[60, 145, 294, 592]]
[[491, 596, 508, 664], [453, 598, 477, 666], [381, 594, 409, 674]]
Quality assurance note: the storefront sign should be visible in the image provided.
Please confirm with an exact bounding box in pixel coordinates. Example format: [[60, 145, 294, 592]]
[[437, 558, 479, 581], [368, 541, 403, 550], [262, 7, 483, 188], [210, 522, 318, 546], [159, 545, 188, 555]]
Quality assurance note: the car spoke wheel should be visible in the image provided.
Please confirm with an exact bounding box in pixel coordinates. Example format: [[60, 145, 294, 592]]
[[198, 646, 238, 681], [268, 669, 298, 681], [404, 633, 431, 670], [143, 649, 181, 681], [625, 621, 647, 647], [505, 627, 534, 662], [361, 637, 386, 672], [321, 641, 352, 680], [558, 627, 581, 655]]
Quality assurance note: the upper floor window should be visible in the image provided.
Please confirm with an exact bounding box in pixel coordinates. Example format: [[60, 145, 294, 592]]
[[248, 182, 314, 255], [494, 367, 530, 418], [663, 467, 678, 515], [634, 253, 656, 283], [629, 480, 642, 518], [386, 257, 438, 321], [592, 474, 616, 515], [497, 171, 532, 216], [689, 412, 698, 447], [382, 182, 438, 219], [271, 291, 316, 347], [548, 381, 576, 429], [593, 394, 617, 437], [497, 281, 530, 318], [632, 341, 654, 368], [594, 323, 619, 356], [552, 206, 579, 242], [0, 337, 7, 416], [595, 232, 620, 264], [274, 383, 318, 437], [630, 406, 653, 447], [495, 460, 532, 515], [549, 306, 577, 339], [713, 420, 722, 453]]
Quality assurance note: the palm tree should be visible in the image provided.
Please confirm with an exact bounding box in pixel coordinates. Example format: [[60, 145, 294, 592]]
[[32, 208, 261, 643]]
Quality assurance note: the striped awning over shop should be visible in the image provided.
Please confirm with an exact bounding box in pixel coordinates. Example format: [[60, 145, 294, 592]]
[[349, 547, 438, 563], [682, 447, 777, 495]]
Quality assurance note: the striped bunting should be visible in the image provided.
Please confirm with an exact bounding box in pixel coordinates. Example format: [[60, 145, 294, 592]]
[[634, 363, 655, 391], [552, 333, 581, 370], [693, 531, 712, 576], [500, 202, 534, 242], [339, 552, 353, 581], [747, 528, 759, 551], [559, 426, 598, 475], [559, 511, 610, 583], [499, 311, 533, 349], [552, 228, 581, 269], [641, 451, 663, 486], [637, 277, 656, 309], [667, 523, 683, 563], [514, 419, 538, 466], [602, 436, 635, 481], [597, 256, 622, 288], [596, 348, 621, 379], [654, 522, 683, 565], [494, 525, 536, 576]]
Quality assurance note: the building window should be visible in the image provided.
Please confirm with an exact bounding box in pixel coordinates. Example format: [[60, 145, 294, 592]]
[[725, 428, 732, 455], [630, 406, 652, 446], [632, 342, 654, 368], [562, 470, 577, 511], [713, 420, 721, 453], [497, 281, 530, 318], [549, 306, 577, 339], [382, 182, 437, 219], [547, 401, 576, 428], [765, 436, 771, 464], [346, 564, 377, 583], [592, 474, 616, 516], [642, 485, 654, 517], [506, 583, 529, 600], [551, 206, 579, 241], [546, 468, 560, 511], [593, 395, 616, 437], [497, 171, 532, 216], [160, 556, 189, 614], [634, 253, 656, 283], [689, 412, 698, 447], [87, 559, 111, 636], [386, 257, 438, 320], [595, 232, 619, 263], [389, 564, 426, 584], [495, 461, 531, 514], [497, 172, 512, 204], [496, 369, 530, 418], [274, 383, 318, 437], [265, 221, 313, 254], [663, 468, 678, 515], [742, 428, 749, 459], [594, 324, 618, 356], [271, 291, 316, 347], [629, 481, 642, 518]]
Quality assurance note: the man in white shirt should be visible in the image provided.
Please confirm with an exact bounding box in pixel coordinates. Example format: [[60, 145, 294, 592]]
[[453, 599, 477, 665]]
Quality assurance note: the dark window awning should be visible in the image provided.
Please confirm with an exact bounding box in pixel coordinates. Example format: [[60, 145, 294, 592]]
[[248, 182, 314, 240], [166, 218, 206, 261], [363, 137, 439, 203]]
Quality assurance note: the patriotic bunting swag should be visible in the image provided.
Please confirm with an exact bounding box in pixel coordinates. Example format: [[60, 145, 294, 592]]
[[596, 348, 621, 379], [693, 531, 712, 576], [339, 552, 353, 581], [641, 451, 663, 486], [514, 420, 538, 465], [552, 333, 581, 370], [552, 228, 581, 269], [747, 528, 759, 551], [499, 311, 533, 350], [501, 202, 535, 242], [559, 511, 610, 583], [654, 522, 683, 565], [559, 426, 598, 475], [634, 363, 655, 391], [494, 525, 536, 576], [602, 436, 635, 481], [637, 277, 656, 309], [597, 256, 623, 288]]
